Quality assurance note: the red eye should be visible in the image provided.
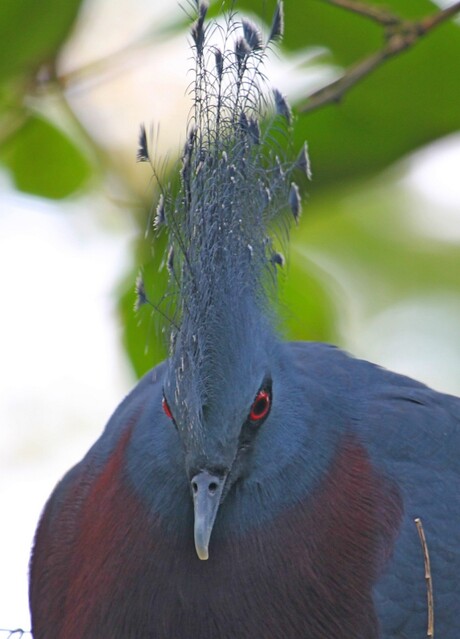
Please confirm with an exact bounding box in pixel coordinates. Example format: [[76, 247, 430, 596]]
[[162, 396, 173, 420], [249, 390, 270, 422]]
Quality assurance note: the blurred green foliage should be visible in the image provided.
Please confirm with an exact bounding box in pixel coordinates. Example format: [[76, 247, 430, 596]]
[[0, 115, 92, 198], [242, 0, 460, 189], [0, 0, 90, 198], [0, 0, 459, 379], [0, 0, 82, 82]]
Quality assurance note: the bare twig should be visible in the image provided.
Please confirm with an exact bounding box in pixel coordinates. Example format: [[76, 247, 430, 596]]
[[420, 1, 460, 31], [299, 0, 460, 113], [415, 518, 434, 638], [321, 0, 399, 26]]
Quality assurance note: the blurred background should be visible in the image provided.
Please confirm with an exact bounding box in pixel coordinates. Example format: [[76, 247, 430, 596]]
[[1, 0, 459, 631]]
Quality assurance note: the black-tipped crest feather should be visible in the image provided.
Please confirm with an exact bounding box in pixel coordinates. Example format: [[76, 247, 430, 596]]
[[273, 88, 292, 124], [191, 1, 208, 55], [242, 19, 263, 51], [268, 1, 284, 42], [296, 142, 312, 180], [134, 272, 147, 310], [137, 124, 149, 162], [154, 194, 166, 230], [289, 182, 301, 223]]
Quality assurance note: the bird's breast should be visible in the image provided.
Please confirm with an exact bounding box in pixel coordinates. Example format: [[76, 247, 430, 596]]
[[49, 429, 402, 639]]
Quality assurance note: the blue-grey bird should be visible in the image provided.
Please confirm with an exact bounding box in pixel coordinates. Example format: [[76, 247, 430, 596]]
[[29, 3, 460, 638]]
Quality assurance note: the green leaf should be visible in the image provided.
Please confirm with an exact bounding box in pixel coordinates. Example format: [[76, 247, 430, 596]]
[[277, 257, 340, 344], [0, 115, 91, 199], [0, 0, 83, 82], [118, 232, 171, 376], [288, 179, 460, 346], [238, 0, 460, 187]]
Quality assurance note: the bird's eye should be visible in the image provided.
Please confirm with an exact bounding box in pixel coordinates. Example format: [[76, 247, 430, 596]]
[[249, 390, 271, 422], [162, 396, 173, 420]]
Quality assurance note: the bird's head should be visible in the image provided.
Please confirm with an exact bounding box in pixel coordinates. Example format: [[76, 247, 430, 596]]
[[163, 292, 278, 560], [137, 1, 308, 560]]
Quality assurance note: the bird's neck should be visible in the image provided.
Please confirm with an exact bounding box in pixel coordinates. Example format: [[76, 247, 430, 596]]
[[174, 279, 276, 384]]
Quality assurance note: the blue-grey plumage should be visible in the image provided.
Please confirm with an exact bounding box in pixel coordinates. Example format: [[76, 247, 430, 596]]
[[29, 3, 460, 638], [153, 1, 300, 557]]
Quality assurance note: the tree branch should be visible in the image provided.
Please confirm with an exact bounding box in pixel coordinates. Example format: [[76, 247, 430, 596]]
[[321, 0, 399, 26], [299, 0, 460, 113]]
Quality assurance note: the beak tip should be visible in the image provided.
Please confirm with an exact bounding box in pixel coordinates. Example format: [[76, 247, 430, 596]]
[[195, 539, 209, 560]]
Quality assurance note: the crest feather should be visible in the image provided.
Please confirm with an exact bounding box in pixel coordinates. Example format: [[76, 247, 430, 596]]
[[140, 2, 309, 370]]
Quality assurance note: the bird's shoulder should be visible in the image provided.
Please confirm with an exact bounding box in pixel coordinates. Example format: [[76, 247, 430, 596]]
[[284, 340, 460, 453], [283, 341, 460, 636], [40, 362, 167, 523]]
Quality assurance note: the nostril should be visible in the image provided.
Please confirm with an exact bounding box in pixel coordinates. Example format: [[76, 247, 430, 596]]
[[190, 471, 226, 499]]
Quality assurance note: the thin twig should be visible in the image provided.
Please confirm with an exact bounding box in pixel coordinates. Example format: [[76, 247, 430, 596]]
[[56, 42, 142, 90], [299, 0, 460, 113], [415, 518, 434, 638], [321, 0, 399, 26], [419, 1, 460, 31]]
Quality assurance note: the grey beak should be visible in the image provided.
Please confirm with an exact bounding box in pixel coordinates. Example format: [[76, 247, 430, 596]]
[[191, 471, 226, 560]]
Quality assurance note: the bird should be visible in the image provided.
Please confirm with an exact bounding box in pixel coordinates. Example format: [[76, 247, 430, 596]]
[[29, 2, 460, 638]]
